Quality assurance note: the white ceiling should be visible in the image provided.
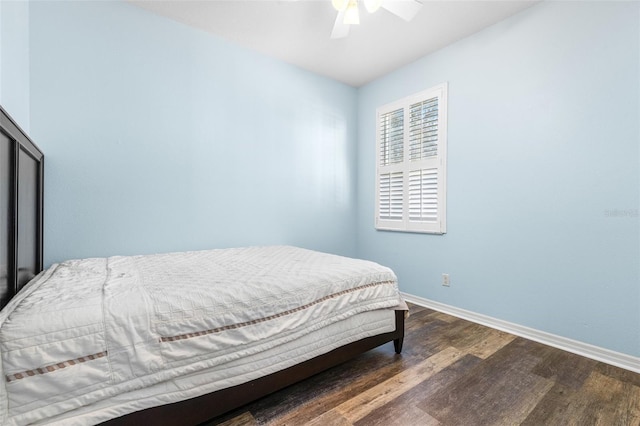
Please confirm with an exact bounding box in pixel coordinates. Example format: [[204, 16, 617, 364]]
[[129, 0, 538, 87]]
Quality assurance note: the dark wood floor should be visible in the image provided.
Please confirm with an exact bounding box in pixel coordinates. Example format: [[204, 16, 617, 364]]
[[203, 303, 640, 426]]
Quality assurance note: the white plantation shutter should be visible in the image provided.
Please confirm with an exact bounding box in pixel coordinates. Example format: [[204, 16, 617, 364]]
[[408, 168, 438, 222], [380, 108, 404, 165], [379, 172, 404, 220], [409, 97, 439, 160], [375, 83, 447, 234]]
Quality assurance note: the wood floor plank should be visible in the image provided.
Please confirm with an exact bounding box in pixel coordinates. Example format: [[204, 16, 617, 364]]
[[485, 336, 556, 366], [522, 371, 640, 426], [446, 322, 490, 348], [464, 328, 516, 359], [355, 404, 440, 426], [213, 412, 257, 426], [532, 348, 598, 389], [519, 383, 577, 426], [614, 381, 640, 425], [595, 362, 640, 387], [578, 371, 638, 426], [402, 316, 473, 359], [300, 410, 353, 426], [403, 308, 444, 333], [354, 354, 481, 426], [426, 310, 458, 323], [419, 351, 554, 425], [334, 347, 464, 423], [256, 348, 410, 425]]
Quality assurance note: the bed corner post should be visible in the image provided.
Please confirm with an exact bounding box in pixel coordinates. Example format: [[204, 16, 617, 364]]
[[393, 310, 405, 354], [393, 337, 404, 354]]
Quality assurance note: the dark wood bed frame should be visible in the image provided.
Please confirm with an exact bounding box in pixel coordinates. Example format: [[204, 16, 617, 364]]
[[0, 105, 44, 310], [0, 105, 405, 425]]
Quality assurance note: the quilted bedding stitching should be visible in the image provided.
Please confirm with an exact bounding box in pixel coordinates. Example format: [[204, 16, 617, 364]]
[[159, 280, 395, 342], [5, 351, 108, 383]]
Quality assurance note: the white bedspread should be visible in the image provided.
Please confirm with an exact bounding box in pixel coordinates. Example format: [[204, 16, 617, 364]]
[[0, 246, 400, 425]]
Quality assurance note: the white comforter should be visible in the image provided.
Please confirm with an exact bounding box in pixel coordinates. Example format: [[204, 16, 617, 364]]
[[0, 246, 399, 425]]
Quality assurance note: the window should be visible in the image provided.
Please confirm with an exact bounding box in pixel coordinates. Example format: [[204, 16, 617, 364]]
[[375, 83, 448, 234]]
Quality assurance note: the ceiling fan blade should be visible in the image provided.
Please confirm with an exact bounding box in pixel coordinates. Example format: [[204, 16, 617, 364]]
[[331, 10, 350, 39], [382, 0, 423, 22]]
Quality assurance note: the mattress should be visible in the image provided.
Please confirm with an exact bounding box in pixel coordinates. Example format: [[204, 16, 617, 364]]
[[0, 246, 400, 426], [38, 308, 397, 425]]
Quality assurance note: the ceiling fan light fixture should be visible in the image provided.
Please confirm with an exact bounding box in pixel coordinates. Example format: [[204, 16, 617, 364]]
[[343, 0, 360, 25], [363, 0, 382, 13], [331, 0, 348, 12]]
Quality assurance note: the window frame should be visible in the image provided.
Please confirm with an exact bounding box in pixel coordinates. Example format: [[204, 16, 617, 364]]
[[375, 83, 448, 234]]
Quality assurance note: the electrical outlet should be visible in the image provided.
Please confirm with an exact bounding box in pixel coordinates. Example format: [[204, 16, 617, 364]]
[[442, 273, 450, 287]]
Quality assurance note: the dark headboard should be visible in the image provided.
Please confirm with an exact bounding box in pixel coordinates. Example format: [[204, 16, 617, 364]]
[[0, 105, 44, 310]]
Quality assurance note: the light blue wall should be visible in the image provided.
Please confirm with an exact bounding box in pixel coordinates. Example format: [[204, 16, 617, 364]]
[[0, 0, 30, 131], [28, 1, 358, 265], [357, 1, 640, 357], [12, 0, 640, 359]]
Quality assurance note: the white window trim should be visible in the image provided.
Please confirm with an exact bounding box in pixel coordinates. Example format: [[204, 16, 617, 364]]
[[375, 83, 448, 234]]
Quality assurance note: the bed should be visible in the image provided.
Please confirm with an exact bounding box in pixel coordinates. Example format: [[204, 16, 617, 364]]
[[0, 105, 405, 426]]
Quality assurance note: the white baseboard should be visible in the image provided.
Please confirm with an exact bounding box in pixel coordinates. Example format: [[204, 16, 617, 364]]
[[401, 292, 640, 374]]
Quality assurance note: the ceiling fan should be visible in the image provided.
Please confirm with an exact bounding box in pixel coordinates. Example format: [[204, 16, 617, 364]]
[[330, 0, 423, 39]]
